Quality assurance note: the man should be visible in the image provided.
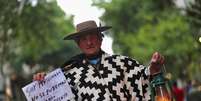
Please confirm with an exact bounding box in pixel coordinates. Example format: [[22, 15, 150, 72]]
[[33, 20, 164, 101]]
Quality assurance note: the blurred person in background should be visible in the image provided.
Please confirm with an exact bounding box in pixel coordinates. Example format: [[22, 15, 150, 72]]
[[172, 81, 185, 101]]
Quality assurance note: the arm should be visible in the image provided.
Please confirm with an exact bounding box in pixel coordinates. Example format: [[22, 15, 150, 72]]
[[141, 52, 165, 100]]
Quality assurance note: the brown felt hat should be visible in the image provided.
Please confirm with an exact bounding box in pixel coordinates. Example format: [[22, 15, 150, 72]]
[[63, 20, 111, 40]]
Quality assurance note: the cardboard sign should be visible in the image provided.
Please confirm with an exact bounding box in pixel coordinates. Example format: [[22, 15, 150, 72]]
[[22, 68, 74, 101]]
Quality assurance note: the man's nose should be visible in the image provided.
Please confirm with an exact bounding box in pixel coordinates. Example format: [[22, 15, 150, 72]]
[[86, 37, 92, 45]]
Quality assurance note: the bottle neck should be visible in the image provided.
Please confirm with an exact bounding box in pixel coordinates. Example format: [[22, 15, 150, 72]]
[[151, 73, 172, 101]]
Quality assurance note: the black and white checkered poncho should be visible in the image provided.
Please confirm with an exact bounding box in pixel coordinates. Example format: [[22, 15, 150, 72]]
[[61, 51, 151, 101]]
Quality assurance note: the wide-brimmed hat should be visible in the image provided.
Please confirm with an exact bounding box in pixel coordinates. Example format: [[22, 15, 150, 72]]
[[63, 20, 112, 40]]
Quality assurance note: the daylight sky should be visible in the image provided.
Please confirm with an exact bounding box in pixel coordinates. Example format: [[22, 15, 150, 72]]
[[57, 0, 113, 54]]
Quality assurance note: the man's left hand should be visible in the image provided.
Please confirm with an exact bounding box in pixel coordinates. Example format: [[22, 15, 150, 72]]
[[149, 52, 165, 75]]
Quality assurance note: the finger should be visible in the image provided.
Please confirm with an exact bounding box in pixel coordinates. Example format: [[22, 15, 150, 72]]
[[33, 74, 40, 81], [152, 52, 159, 63], [38, 73, 42, 81], [39, 74, 42, 80], [156, 53, 164, 64], [160, 56, 165, 64], [152, 52, 157, 62], [38, 72, 45, 81], [33, 72, 45, 81], [157, 52, 164, 64], [33, 74, 36, 81], [157, 53, 162, 63]]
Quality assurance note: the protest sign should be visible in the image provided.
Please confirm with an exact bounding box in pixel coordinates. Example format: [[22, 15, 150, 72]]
[[22, 68, 74, 101]]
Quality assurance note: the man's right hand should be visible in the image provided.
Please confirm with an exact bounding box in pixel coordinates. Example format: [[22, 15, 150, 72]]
[[33, 72, 46, 81]]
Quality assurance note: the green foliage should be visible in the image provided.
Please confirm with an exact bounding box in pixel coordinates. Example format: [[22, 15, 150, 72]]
[[94, 0, 200, 79], [0, 0, 79, 72], [185, 0, 201, 81], [186, 0, 201, 32], [14, 0, 74, 61]]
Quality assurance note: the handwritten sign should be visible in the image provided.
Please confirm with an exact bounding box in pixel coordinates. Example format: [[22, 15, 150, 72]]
[[22, 68, 74, 101]]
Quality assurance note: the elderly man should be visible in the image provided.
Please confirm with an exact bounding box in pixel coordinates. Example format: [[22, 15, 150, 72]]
[[33, 20, 164, 101]]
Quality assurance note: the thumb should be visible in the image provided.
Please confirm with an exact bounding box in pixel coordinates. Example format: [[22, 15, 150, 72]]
[[151, 52, 159, 63]]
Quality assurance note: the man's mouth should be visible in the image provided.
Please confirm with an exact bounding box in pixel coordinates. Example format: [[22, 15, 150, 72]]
[[86, 46, 95, 49]]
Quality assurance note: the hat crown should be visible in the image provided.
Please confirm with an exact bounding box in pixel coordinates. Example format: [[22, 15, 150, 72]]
[[63, 20, 111, 40], [76, 20, 98, 31]]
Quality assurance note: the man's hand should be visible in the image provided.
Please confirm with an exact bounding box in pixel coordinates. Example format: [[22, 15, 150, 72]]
[[33, 72, 46, 81], [149, 52, 165, 75]]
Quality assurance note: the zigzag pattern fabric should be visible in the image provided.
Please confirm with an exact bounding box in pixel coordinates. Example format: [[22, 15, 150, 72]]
[[62, 52, 151, 101]]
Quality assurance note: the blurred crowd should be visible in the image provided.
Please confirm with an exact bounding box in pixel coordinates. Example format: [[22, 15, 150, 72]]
[[172, 78, 201, 101]]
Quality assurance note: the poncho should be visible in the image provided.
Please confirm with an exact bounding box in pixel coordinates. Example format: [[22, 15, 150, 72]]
[[62, 51, 151, 101]]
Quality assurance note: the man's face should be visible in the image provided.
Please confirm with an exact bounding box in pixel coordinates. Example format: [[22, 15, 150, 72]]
[[77, 32, 102, 56]]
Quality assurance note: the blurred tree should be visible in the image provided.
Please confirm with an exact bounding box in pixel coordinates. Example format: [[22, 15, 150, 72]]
[[185, 0, 201, 34], [0, 0, 17, 77], [185, 0, 201, 80], [93, 0, 200, 79], [0, 0, 79, 74]]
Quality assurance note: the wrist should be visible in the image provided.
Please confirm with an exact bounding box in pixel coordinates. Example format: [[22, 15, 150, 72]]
[[149, 63, 161, 75]]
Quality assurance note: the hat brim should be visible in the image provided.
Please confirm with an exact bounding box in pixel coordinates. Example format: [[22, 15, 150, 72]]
[[63, 26, 112, 40]]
